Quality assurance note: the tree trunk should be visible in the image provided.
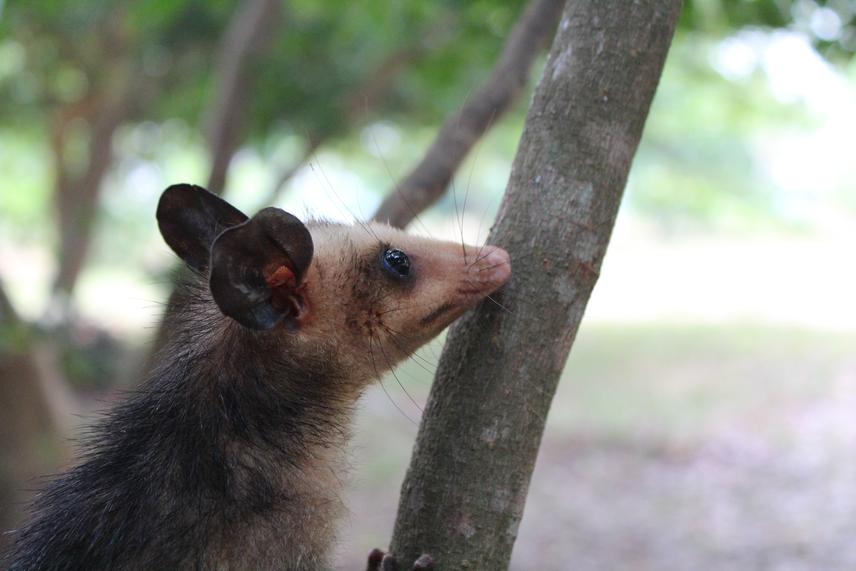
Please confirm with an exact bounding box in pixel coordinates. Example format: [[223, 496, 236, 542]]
[[371, 0, 566, 228], [51, 87, 134, 300], [50, 12, 137, 300], [0, 284, 72, 551], [389, 1, 681, 568]]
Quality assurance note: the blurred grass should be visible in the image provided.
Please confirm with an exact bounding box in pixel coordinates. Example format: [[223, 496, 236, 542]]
[[358, 323, 856, 443], [337, 322, 856, 569], [550, 323, 855, 440]]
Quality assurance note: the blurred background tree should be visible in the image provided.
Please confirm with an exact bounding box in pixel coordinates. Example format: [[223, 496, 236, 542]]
[[1, 0, 855, 567]]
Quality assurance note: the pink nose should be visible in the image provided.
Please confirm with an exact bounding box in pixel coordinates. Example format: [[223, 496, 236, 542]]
[[477, 245, 512, 286]]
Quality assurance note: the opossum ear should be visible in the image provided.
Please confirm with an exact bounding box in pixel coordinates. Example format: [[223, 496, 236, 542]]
[[209, 207, 314, 331], [157, 184, 248, 271]]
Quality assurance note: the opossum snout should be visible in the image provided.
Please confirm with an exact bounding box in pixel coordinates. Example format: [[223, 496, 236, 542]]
[[470, 245, 512, 289], [447, 245, 511, 308]]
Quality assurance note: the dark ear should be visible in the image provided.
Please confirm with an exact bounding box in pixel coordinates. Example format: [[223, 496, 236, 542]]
[[209, 207, 314, 331], [157, 184, 249, 271]]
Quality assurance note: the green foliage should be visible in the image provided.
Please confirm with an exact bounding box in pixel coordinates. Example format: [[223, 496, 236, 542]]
[[681, 0, 856, 61], [0, 0, 530, 161], [0, 132, 53, 240], [0, 0, 854, 279], [1, 0, 851, 138], [247, 0, 527, 141]]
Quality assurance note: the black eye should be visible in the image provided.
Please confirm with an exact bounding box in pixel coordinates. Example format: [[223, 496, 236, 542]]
[[382, 248, 411, 278]]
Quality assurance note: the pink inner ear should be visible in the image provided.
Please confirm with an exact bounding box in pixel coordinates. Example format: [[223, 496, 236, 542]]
[[265, 265, 296, 289], [265, 265, 304, 318]]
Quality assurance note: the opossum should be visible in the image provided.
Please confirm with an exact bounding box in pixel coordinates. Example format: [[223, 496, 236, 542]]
[[2, 184, 511, 570]]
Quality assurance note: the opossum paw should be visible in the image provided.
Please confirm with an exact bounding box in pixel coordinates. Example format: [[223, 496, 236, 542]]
[[366, 548, 434, 571]]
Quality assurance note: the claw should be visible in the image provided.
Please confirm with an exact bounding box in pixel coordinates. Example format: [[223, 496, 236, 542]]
[[366, 549, 434, 571], [367, 548, 385, 571], [381, 553, 401, 571]]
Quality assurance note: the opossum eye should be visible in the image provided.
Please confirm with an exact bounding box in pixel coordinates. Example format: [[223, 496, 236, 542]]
[[382, 248, 411, 279]]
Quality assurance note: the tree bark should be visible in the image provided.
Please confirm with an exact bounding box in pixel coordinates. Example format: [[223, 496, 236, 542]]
[[204, 0, 283, 196], [371, 0, 565, 228], [389, 1, 681, 568]]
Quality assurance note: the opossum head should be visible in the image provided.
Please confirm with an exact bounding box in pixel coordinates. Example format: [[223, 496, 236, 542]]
[[157, 184, 511, 386]]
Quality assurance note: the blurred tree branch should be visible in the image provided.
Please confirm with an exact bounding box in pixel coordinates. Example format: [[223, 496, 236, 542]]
[[205, 0, 284, 196], [50, 86, 139, 303], [261, 136, 323, 208], [136, 0, 285, 379], [263, 43, 429, 207], [388, 0, 681, 566], [0, 281, 73, 551], [372, 0, 566, 228], [50, 13, 140, 302]]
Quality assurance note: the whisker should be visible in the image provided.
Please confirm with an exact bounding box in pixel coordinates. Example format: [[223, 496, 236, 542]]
[[309, 160, 382, 245], [449, 171, 466, 265], [485, 294, 512, 314], [367, 334, 417, 425], [471, 245, 505, 266], [377, 306, 406, 316], [374, 335, 424, 413], [456, 176, 467, 266], [472, 178, 506, 266], [477, 260, 512, 273], [461, 109, 496, 263], [376, 299, 438, 316], [423, 341, 443, 364], [472, 199, 496, 265], [370, 290, 401, 307], [369, 130, 434, 238], [380, 325, 438, 374], [459, 278, 513, 314], [405, 351, 438, 376]]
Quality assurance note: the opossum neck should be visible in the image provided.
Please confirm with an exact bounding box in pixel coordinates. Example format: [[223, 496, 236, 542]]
[[162, 307, 358, 463], [141, 313, 357, 567]]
